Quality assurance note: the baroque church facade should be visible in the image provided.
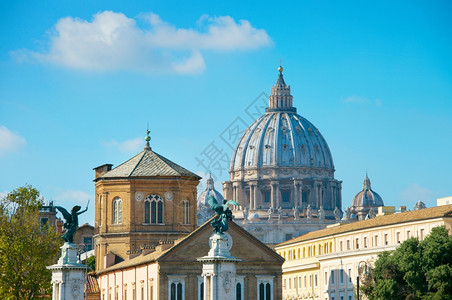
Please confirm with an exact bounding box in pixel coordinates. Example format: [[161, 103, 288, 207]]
[[221, 67, 343, 244]]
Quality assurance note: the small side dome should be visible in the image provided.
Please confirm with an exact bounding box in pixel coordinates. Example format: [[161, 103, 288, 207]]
[[413, 200, 426, 210], [197, 174, 224, 206], [351, 174, 384, 207], [248, 212, 260, 220]]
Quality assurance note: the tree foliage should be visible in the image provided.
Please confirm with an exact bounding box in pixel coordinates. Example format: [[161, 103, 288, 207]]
[[85, 255, 96, 272], [0, 185, 62, 299], [362, 226, 452, 300]]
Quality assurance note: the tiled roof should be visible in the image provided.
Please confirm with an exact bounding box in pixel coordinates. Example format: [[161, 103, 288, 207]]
[[98, 218, 283, 274], [86, 274, 100, 294], [99, 149, 201, 179], [278, 204, 452, 247]]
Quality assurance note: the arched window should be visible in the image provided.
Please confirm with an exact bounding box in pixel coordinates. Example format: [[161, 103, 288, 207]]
[[236, 282, 242, 300], [302, 247, 306, 258], [112, 198, 122, 224], [182, 200, 190, 225], [145, 195, 164, 224]]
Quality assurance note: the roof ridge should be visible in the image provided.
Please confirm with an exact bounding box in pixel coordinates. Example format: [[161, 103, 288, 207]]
[[127, 151, 147, 177], [152, 150, 200, 178], [151, 151, 183, 176], [278, 204, 452, 247]]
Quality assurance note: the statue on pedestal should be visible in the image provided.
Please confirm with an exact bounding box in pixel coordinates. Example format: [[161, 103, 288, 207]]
[[55, 202, 89, 243], [306, 204, 312, 220], [207, 196, 239, 234], [267, 207, 274, 220], [293, 206, 299, 220]]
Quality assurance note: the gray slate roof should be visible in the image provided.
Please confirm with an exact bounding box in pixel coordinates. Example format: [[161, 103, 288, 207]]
[[99, 149, 201, 179]]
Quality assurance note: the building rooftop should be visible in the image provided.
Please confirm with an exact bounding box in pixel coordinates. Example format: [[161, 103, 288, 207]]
[[98, 148, 201, 180], [278, 204, 452, 247]]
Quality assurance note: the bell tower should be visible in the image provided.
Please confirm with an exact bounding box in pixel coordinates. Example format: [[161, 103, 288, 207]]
[[93, 130, 201, 271]]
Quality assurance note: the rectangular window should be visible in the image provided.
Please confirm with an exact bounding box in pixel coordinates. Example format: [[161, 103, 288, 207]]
[[288, 278, 291, 290], [340, 269, 344, 284], [325, 272, 327, 285], [298, 276, 301, 289], [348, 269, 352, 283], [294, 276, 297, 290], [331, 270, 335, 285], [283, 279, 286, 291], [304, 275, 307, 289], [364, 237, 367, 248], [397, 232, 401, 243], [346, 240, 350, 250], [340, 241, 343, 251], [374, 235, 378, 247], [407, 230, 411, 239], [40, 217, 49, 229], [384, 234, 388, 245], [420, 229, 425, 240], [355, 238, 359, 249], [264, 191, 271, 203], [315, 274, 318, 287], [282, 191, 291, 203], [84, 237, 93, 251]]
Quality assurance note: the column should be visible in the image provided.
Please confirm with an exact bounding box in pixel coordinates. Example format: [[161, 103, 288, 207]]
[[315, 182, 320, 208], [293, 180, 299, 208], [253, 183, 259, 210], [270, 182, 275, 208], [249, 184, 254, 210], [299, 182, 304, 208]]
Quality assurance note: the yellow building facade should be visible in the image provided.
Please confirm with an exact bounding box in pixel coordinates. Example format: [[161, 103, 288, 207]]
[[276, 204, 452, 300], [93, 135, 201, 272]]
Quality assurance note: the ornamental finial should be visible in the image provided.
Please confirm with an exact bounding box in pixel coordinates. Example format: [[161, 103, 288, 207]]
[[144, 129, 151, 150], [278, 65, 283, 73]]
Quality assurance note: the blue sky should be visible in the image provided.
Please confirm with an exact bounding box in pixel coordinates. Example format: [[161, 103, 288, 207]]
[[1, 0, 451, 225]]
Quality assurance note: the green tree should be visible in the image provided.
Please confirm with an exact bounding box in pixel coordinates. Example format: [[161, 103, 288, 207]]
[[362, 226, 452, 300], [85, 255, 96, 272], [0, 185, 62, 299]]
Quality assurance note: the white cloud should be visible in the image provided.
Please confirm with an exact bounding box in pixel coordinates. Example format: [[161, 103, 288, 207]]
[[342, 96, 369, 104], [398, 183, 436, 207], [103, 137, 143, 153], [342, 96, 383, 106], [17, 11, 272, 74], [54, 189, 91, 206], [0, 126, 26, 157]]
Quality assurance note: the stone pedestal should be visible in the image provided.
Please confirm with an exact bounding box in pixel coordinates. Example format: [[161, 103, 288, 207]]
[[47, 242, 87, 300], [197, 233, 242, 300]]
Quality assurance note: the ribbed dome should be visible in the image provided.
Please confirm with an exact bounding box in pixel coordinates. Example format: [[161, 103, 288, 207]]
[[197, 174, 224, 206], [230, 68, 334, 173], [351, 174, 384, 207]]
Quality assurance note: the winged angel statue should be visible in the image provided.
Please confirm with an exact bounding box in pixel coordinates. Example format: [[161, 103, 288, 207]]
[[207, 196, 239, 234], [55, 201, 89, 243]]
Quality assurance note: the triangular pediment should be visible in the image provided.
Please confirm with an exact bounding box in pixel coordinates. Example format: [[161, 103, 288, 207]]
[[158, 220, 284, 263]]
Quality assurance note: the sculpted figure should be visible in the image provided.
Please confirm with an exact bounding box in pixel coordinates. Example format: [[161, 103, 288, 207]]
[[55, 202, 89, 243], [207, 196, 239, 234]]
